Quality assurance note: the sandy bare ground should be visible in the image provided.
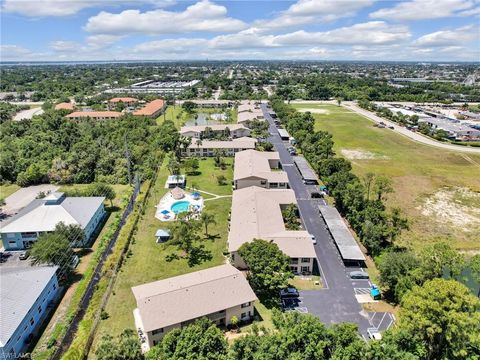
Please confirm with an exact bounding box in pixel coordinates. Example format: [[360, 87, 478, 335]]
[[298, 108, 330, 114], [420, 187, 480, 230], [341, 149, 389, 160], [13, 107, 44, 121]]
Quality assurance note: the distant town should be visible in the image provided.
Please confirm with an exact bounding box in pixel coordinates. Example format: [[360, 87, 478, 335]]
[[1, 61, 479, 360]]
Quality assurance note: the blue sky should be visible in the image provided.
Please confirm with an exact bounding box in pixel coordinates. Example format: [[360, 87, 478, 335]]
[[1, 0, 479, 61]]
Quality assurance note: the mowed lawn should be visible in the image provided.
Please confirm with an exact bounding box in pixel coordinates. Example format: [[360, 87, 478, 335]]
[[93, 157, 233, 347], [0, 183, 20, 199], [291, 103, 480, 251]]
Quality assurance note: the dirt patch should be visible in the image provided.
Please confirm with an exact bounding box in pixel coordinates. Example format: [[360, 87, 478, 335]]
[[298, 108, 330, 114], [341, 149, 389, 160], [419, 187, 480, 230]]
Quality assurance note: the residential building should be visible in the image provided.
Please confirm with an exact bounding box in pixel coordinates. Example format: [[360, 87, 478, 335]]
[[132, 264, 256, 352], [176, 100, 234, 108], [228, 186, 317, 274], [237, 101, 265, 125], [234, 150, 288, 190], [0, 266, 60, 359], [132, 99, 166, 118], [180, 124, 251, 139], [66, 111, 122, 120], [108, 97, 138, 109], [183, 137, 257, 157], [54, 102, 75, 111], [166, 175, 186, 189], [0, 192, 105, 250]]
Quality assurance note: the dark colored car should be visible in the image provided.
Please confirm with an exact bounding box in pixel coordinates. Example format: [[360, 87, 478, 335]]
[[349, 271, 369, 279], [280, 287, 299, 298], [311, 192, 322, 198]]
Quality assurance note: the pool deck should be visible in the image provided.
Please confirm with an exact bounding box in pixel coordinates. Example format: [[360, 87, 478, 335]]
[[155, 191, 204, 221]]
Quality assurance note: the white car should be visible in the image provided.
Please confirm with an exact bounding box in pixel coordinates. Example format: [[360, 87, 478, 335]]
[[310, 234, 317, 245]]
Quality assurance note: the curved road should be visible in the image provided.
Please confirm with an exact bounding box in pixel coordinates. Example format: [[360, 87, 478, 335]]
[[343, 102, 480, 154]]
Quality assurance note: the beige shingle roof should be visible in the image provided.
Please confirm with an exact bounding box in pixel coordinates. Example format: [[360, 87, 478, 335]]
[[234, 150, 289, 184], [228, 187, 316, 258], [180, 124, 248, 134], [187, 137, 257, 150], [132, 264, 256, 332]]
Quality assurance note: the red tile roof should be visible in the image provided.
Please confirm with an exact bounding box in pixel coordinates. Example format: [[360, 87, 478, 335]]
[[109, 97, 138, 103], [66, 111, 122, 119], [133, 99, 165, 116], [55, 102, 75, 110]]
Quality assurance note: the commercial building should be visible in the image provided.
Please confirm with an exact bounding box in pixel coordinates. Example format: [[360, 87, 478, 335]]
[[318, 205, 365, 264], [132, 99, 166, 118], [132, 264, 256, 352], [66, 111, 122, 120], [106, 80, 200, 95], [183, 137, 257, 157], [0, 266, 60, 358], [0, 192, 105, 250], [228, 186, 317, 274], [180, 124, 251, 139], [418, 117, 480, 141], [234, 150, 288, 190]]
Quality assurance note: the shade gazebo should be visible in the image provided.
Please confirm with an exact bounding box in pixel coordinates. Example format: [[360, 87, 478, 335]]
[[171, 186, 185, 200]]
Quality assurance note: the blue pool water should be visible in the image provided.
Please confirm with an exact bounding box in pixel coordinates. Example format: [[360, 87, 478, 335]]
[[171, 201, 191, 214]]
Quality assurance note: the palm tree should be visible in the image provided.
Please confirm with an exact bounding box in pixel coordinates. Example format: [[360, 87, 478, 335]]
[[200, 212, 216, 237]]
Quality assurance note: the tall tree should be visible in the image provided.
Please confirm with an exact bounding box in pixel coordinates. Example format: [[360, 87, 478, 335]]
[[95, 329, 144, 360], [398, 278, 480, 360], [238, 239, 293, 297], [199, 212, 216, 237], [30, 233, 75, 278]]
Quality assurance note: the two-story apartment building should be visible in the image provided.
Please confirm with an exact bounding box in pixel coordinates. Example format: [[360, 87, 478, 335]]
[[66, 111, 122, 120], [108, 97, 138, 109], [132, 99, 166, 118], [132, 264, 256, 352], [183, 137, 257, 157], [234, 150, 289, 190], [0, 192, 106, 250], [228, 186, 317, 274], [0, 266, 60, 359], [180, 124, 251, 139]]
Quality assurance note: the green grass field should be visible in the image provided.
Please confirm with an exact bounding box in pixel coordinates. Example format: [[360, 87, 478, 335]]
[[157, 106, 237, 129], [0, 184, 20, 199], [93, 157, 234, 347], [291, 103, 480, 251]]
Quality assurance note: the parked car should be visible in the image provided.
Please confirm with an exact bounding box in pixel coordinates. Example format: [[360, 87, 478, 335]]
[[388, 125, 394, 129], [349, 270, 369, 279], [19, 251, 29, 260], [310, 234, 317, 245], [280, 287, 299, 299], [311, 192, 322, 198]]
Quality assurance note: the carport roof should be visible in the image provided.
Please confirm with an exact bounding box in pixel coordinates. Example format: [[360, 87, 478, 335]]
[[318, 205, 366, 261]]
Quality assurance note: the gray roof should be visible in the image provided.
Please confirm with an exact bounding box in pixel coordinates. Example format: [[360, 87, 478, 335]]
[[155, 229, 170, 237], [0, 266, 58, 346], [277, 128, 291, 138], [318, 205, 366, 261], [0, 195, 105, 234], [132, 264, 257, 332], [293, 156, 318, 182]]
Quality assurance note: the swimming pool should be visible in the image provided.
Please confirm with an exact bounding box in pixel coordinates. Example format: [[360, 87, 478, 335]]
[[171, 200, 191, 214]]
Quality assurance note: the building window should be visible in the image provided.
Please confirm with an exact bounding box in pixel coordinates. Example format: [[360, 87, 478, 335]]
[[30, 318, 34, 326], [153, 340, 158, 346], [290, 266, 298, 273], [301, 258, 310, 263], [152, 328, 164, 335], [8, 240, 16, 245], [241, 302, 251, 308], [53, 283, 56, 290], [290, 258, 298, 264], [301, 266, 310, 273], [21, 232, 37, 239], [38, 305, 42, 314], [241, 312, 248, 319]]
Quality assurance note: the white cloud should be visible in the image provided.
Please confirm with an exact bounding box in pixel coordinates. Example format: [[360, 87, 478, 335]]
[[415, 25, 479, 46], [1, 0, 176, 17], [86, 34, 125, 49], [209, 21, 410, 50], [370, 0, 478, 20], [0, 44, 34, 60], [252, 0, 375, 32], [85, 0, 247, 35], [133, 38, 208, 54], [49, 40, 79, 52]]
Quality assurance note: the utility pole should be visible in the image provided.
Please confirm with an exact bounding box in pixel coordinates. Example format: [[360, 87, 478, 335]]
[[124, 133, 132, 186]]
